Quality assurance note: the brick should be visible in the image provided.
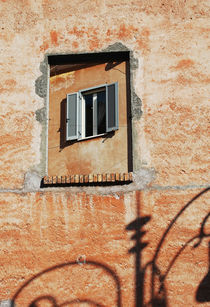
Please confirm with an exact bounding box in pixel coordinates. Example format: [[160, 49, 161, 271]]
[[120, 173, 124, 181], [75, 174, 79, 183], [61, 176, 66, 184], [43, 176, 48, 184], [65, 176, 70, 184], [106, 173, 111, 182], [97, 174, 102, 182], [115, 173, 120, 181], [111, 173, 115, 182], [89, 174, 93, 183], [84, 175, 89, 183], [102, 173, 107, 182]]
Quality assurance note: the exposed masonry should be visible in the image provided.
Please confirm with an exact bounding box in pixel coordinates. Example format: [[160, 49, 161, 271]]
[[0, 169, 156, 194], [43, 172, 133, 185], [31, 42, 150, 192]]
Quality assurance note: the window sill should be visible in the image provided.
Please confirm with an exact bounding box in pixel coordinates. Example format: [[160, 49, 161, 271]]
[[42, 172, 133, 186], [66, 130, 116, 144], [77, 132, 106, 142]]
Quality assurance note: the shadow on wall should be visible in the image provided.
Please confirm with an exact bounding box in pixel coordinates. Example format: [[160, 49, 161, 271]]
[[126, 188, 210, 307], [29, 296, 106, 306], [11, 260, 121, 307], [59, 98, 67, 150], [7, 188, 210, 307]]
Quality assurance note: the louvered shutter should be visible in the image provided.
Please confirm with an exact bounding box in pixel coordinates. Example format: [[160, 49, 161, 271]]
[[66, 93, 78, 140], [106, 82, 119, 132]]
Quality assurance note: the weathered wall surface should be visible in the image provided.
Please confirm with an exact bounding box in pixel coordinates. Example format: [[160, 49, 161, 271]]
[[0, 190, 209, 306], [0, 1, 209, 306]]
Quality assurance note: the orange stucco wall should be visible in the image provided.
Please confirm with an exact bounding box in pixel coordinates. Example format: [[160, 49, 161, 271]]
[[48, 62, 129, 176], [0, 1, 209, 306]]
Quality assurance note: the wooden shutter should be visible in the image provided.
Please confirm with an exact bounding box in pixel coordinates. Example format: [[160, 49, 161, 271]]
[[66, 93, 78, 140], [106, 82, 119, 132]]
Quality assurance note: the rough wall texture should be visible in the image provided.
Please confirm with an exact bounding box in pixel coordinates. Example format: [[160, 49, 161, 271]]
[[0, 1, 209, 306]]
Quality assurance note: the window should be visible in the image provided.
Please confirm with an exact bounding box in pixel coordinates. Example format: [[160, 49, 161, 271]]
[[47, 51, 132, 178], [66, 82, 118, 141]]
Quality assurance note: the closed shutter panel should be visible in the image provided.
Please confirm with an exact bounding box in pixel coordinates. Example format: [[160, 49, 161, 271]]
[[66, 93, 78, 140], [106, 82, 119, 132]]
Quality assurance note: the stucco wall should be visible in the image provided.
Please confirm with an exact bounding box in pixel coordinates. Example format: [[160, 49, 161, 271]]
[[0, 1, 209, 306]]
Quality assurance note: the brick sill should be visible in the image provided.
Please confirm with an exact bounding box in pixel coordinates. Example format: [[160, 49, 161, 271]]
[[42, 172, 133, 187]]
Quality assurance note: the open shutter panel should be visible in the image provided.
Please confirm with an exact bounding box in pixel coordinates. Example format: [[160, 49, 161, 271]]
[[106, 82, 119, 132], [66, 93, 78, 140]]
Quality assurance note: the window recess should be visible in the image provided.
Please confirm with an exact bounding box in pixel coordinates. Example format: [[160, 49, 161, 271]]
[[66, 82, 118, 141]]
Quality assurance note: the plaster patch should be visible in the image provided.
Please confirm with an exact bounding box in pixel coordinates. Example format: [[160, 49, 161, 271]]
[[0, 300, 14, 307], [35, 74, 47, 98], [103, 42, 130, 52], [35, 107, 46, 123], [23, 171, 42, 191], [132, 91, 142, 119]]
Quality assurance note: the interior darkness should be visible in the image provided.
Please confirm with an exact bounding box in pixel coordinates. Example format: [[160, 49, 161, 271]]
[[83, 89, 106, 137], [97, 90, 106, 134], [48, 51, 129, 64], [84, 93, 93, 137], [49, 51, 130, 76]]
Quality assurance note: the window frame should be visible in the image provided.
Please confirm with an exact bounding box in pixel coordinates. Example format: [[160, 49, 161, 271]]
[[66, 82, 118, 142], [79, 84, 106, 139]]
